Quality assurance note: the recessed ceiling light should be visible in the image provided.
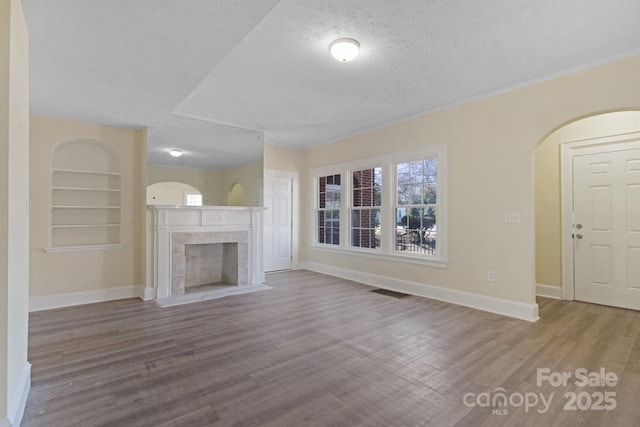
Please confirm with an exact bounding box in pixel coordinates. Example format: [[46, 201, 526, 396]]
[[169, 149, 183, 157], [330, 38, 360, 62]]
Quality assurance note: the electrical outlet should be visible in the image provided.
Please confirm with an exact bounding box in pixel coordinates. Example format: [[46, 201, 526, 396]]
[[488, 271, 496, 282]]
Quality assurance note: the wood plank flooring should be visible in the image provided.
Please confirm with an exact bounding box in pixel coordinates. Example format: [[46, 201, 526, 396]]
[[23, 270, 640, 426]]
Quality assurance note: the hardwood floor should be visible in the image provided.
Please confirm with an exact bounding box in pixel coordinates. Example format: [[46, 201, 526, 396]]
[[23, 270, 640, 426]]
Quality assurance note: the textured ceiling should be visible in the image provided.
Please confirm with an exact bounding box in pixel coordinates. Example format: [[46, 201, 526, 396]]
[[23, 0, 640, 170]]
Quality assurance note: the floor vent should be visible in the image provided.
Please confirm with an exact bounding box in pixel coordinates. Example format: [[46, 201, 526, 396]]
[[370, 288, 410, 299]]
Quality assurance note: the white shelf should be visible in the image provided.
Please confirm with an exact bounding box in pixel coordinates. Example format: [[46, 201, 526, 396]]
[[52, 168, 120, 176], [52, 205, 121, 209], [52, 224, 120, 229], [52, 186, 120, 192], [50, 143, 122, 249], [43, 243, 125, 254]]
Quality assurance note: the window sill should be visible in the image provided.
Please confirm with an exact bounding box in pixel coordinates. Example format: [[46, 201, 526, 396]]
[[310, 245, 447, 269]]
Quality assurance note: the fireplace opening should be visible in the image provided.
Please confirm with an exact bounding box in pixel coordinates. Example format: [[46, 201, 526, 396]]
[[185, 242, 238, 293]]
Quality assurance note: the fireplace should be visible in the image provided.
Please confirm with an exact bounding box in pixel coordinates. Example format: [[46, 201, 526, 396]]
[[148, 206, 265, 300], [172, 231, 248, 295], [185, 242, 239, 290]]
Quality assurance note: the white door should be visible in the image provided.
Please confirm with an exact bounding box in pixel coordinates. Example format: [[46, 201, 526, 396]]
[[264, 175, 293, 272], [573, 147, 640, 310]]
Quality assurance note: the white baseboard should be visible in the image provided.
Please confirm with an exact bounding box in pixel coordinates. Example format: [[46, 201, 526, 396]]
[[7, 362, 31, 427], [141, 286, 156, 301], [301, 262, 539, 322], [536, 283, 563, 299], [30, 285, 146, 312], [253, 272, 266, 284]]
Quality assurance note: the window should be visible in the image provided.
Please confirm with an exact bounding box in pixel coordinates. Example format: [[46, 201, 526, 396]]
[[317, 174, 341, 245], [396, 159, 437, 255], [184, 192, 203, 206], [351, 167, 381, 249], [311, 145, 446, 266]]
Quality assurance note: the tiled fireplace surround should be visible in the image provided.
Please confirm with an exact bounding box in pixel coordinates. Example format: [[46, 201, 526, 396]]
[[149, 206, 265, 300], [172, 231, 248, 295]]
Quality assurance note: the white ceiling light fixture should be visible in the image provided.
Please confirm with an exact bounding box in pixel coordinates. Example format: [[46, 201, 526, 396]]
[[330, 38, 360, 62], [169, 149, 183, 157]]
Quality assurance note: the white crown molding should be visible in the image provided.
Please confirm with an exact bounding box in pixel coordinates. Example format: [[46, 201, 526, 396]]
[[301, 262, 539, 322]]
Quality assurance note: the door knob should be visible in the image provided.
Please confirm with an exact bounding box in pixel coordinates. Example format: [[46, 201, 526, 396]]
[[575, 234, 583, 239], [576, 223, 583, 229]]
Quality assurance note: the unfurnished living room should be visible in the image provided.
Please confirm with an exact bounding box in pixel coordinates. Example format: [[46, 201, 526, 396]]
[[1, 1, 640, 426]]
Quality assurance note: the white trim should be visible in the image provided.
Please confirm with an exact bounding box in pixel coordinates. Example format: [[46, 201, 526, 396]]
[[141, 286, 156, 301], [302, 262, 539, 322], [536, 283, 562, 299], [29, 285, 145, 312], [309, 245, 447, 269], [264, 169, 300, 270], [560, 132, 640, 301], [43, 243, 125, 253], [8, 361, 31, 427]]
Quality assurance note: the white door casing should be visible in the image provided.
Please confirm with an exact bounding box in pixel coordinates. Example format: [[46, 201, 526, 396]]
[[567, 135, 640, 310], [264, 172, 295, 272]]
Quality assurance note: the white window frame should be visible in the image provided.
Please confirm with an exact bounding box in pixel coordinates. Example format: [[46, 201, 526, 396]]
[[310, 145, 447, 268], [350, 166, 383, 252], [314, 168, 344, 247]]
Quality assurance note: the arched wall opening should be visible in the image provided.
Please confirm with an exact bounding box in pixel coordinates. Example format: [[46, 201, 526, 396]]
[[228, 183, 244, 206], [534, 110, 640, 298], [146, 181, 203, 205]]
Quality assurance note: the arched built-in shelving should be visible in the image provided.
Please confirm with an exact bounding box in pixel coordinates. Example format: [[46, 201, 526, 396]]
[[47, 140, 123, 252]]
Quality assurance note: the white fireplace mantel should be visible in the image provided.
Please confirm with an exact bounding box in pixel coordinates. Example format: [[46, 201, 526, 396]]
[[149, 205, 266, 299]]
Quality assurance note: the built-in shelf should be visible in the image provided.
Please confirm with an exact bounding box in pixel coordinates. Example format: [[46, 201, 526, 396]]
[[51, 168, 120, 176], [50, 142, 122, 249], [52, 205, 121, 209], [43, 243, 125, 254], [51, 224, 120, 229], [52, 186, 120, 192]]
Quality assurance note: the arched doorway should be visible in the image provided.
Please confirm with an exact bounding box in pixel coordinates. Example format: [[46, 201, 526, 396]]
[[535, 110, 640, 309]]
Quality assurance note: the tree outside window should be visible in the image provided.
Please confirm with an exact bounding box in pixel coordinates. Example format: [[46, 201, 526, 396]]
[[396, 159, 437, 255]]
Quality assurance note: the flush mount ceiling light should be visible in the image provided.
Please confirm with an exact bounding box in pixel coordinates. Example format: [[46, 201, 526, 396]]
[[169, 149, 183, 157], [330, 38, 360, 62]]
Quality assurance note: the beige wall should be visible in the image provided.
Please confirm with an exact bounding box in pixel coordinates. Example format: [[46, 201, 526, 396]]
[[147, 165, 222, 205], [264, 143, 305, 172], [0, 0, 29, 422], [300, 55, 640, 306], [133, 129, 147, 289], [221, 161, 263, 207], [146, 181, 202, 205], [30, 115, 146, 297], [147, 162, 264, 207], [535, 111, 640, 287]]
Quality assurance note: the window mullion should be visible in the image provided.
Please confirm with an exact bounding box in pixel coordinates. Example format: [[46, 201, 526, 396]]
[[342, 170, 350, 249], [380, 161, 394, 254]]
